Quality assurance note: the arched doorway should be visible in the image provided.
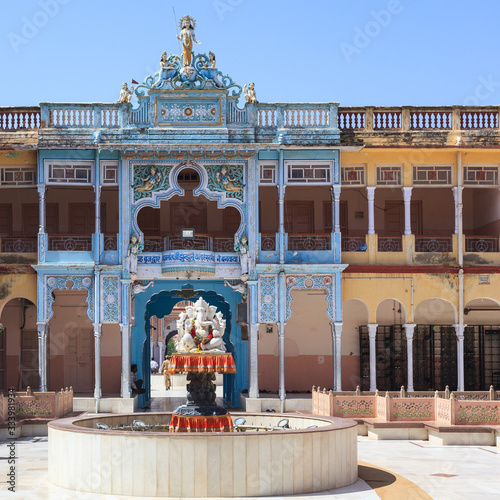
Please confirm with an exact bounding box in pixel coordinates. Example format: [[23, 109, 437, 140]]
[[0, 298, 37, 391], [132, 284, 240, 408], [414, 298, 457, 390]]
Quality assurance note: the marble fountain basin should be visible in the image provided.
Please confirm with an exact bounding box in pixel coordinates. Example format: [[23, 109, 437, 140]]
[[48, 412, 358, 497]]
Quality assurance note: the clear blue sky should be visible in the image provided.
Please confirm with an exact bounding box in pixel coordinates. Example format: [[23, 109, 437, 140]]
[[1, 0, 499, 107]]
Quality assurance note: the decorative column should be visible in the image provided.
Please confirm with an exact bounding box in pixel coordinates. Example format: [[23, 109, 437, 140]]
[[158, 341, 166, 365], [93, 268, 102, 399], [36, 322, 48, 392], [278, 322, 285, 409], [94, 184, 102, 261], [37, 185, 46, 263], [366, 187, 376, 235], [94, 323, 102, 399], [404, 323, 416, 392], [367, 324, 378, 391], [278, 271, 286, 410], [333, 322, 343, 391], [402, 187, 413, 235], [332, 185, 341, 233], [454, 323, 466, 391], [278, 149, 286, 264], [452, 186, 464, 235], [331, 185, 342, 262], [248, 280, 259, 399], [120, 279, 132, 398]]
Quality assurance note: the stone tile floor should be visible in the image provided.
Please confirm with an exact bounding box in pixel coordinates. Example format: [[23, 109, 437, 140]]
[[1, 388, 499, 499]]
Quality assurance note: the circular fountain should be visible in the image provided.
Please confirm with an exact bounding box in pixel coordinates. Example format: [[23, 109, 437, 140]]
[[48, 412, 358, 497], [48, 299, 358, 497]]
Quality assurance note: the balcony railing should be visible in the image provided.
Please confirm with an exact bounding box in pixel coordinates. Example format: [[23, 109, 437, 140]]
[[0, 107, 40, 130], [260, 234, 276, 251], [338, 106, 499, 132], [341, 236, 366, 252], [103, 234, 118, 251], [2, 104, 497, 136], [415, 236, 453, 253], [142, 235, 235, 252], [378, 237, 403, 252], [288, 234, 331, 251], [48, 235, 92, 251], [465, 236, 499, 253], [0, 237, 37, 253]]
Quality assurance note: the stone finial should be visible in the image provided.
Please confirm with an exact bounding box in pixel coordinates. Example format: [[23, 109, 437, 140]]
[[312, 385, 316, 392], [385, 391, 390, 398], [375, 389, 379, 397], [322, 388, 327, 394], [434, 390, 439, 398], [26, 386, 32, 396], [489, 385, 495, 401], [445, 385, 450, 399], [355, 385, 361, 396]]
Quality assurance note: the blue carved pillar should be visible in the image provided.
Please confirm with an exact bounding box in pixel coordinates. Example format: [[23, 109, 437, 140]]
[[37, 185, 46, 263], [248, 280, 259, 398], [94, 149, 102, 262], [278, 271, 286, 411], [93, 268, 102, 400], [277, 149, 286, 264], [332, 185, 341, 263]]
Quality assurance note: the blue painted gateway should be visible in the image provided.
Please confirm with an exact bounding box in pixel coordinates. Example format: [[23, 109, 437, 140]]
[[32, 16, 346, 408]]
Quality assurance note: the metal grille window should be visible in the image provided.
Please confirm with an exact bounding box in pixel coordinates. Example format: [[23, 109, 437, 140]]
[[101, 161, 118, 185], [464, 326, 500, 390], [412, 165, 452, 185], [358, 325, 407, 391], [341, 165, 365, 186], [46, 161, 94, 184], [413, 325, 457, 391], [0, 166, 36, 187], [259, 163, 277, 184], [463, 165, 499, 186], [376, 165, 402, 186], [286, 162, 332, 184]]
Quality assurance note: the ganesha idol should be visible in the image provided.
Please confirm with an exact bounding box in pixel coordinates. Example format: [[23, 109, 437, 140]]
[[175, 297, 226, 353]]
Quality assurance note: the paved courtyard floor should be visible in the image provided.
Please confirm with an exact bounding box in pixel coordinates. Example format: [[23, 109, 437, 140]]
[[2, 386, 499, 499]]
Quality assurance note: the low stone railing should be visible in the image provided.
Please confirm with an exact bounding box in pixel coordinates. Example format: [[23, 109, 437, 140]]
[[312, 385, 499, 424], [0, 387, 73, 423]]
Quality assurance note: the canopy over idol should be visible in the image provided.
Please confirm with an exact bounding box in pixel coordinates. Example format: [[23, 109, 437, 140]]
[[175, 297, 227, 353]]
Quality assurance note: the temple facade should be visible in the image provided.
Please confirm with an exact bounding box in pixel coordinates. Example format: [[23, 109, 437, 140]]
[[1, 18, 499, 409]]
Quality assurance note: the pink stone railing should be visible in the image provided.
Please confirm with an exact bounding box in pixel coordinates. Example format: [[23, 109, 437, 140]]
[[0, 387, 73, 423], [436, 394, 500, 425], [312, 385, 499, 425]]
